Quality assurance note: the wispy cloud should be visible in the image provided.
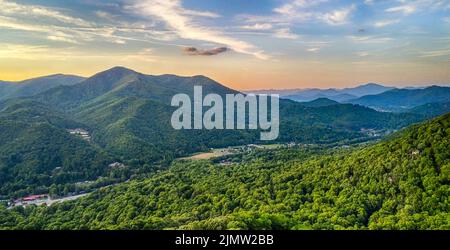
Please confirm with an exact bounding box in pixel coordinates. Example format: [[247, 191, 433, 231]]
[[0, 16, 50, 32], [0, 43, 49, 59], [374, 19, 400, 28], [240, 23, 272, 31], [419, 48, 450, 58], [0, 42, 159, 62], [0, 14, 174, 46], [274, 0, 327, 15], [128, 0, 268, 59], [297, 40, 330, 53], [355, 51, 370, 57], [306, 47, 320, 52], [0, 16, 82, 44], [348, 35, 394, 43], [385, 5, 416, 15], [0, 0, 91, 27], [0, 0, 181, 47], [321, 5, 355, 25], [270, 0, 356, 27], [47, 34, 79, 44], [385, 0, 448, 16], [274, 28, 299, 40], [95, 10, 117, 22]]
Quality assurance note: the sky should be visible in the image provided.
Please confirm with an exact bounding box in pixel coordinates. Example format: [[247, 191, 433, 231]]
[[0, 0, 449, 90]]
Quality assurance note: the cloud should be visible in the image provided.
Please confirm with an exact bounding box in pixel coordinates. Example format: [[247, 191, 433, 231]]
[[385, 0, 447, 16], [95, 11, 117, 22], [0, 16, 79, 44], [181, 9, 220, 18], [348, 36, 394, 43], [321, 5, 355, 25], [0, 10, 178, 46], [0, 16, 91, 44], [183, 47, 228, 56], [356, 51, 370, 57], [374, 19, 400, 28], [240, 23, 273, 30], [274, 0, 327, 15], [274, 28, 299, 39], [129, 0, 269, 59], [241, 1, 356, 29], [113, 39, 127, 44], [46, 35, 79, 44], [0, 42, 159, 62], [300, 40, 329, 52], [0, 16, 50, 32], [385, 5, 416, 15], [306, 47, 320, 52], [0, 43, 49, 59], [419, 48, 450, 58], [0, 0, 91, 27]]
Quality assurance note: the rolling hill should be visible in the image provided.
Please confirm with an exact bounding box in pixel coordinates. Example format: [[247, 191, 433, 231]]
[[348, 86, 450, 112], [0, 74, 85, 101], [300, 98, 340, 107], [407, 102, 450, 118], [0, 99, 112, 197]]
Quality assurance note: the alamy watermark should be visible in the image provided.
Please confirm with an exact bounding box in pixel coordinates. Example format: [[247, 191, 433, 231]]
[[171, 86, 279, 140]]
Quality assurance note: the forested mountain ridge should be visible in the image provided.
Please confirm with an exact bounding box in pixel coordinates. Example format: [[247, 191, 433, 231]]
[[348, 86, 450, 112], [299, 98, 339, 107], [0, 74, 85, 101], [407, 101, 450, 118], [32, 66, 239, 111], [1, 112, 448, 230], [0, 99, 112, 197]]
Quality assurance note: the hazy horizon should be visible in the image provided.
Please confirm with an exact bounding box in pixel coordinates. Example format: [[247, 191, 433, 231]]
[[1, 66, 450, 92]]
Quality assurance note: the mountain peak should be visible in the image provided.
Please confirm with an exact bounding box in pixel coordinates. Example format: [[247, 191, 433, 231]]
[[192, 74, 209, 79], [88, 66, 141, 84], [102, 66, 138, 75], [360, 83, 384, 87]]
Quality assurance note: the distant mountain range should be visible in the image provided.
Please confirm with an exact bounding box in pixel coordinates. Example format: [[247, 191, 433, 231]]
[[347, 86, 450, 112], [0, 67, 437, 197], [0, 74, 85, 101], [247, 83, 395, 102], [248, 83, 450, 116]]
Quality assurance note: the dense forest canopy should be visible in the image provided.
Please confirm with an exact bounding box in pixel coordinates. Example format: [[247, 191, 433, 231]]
[[1, 113, 448, 230]]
